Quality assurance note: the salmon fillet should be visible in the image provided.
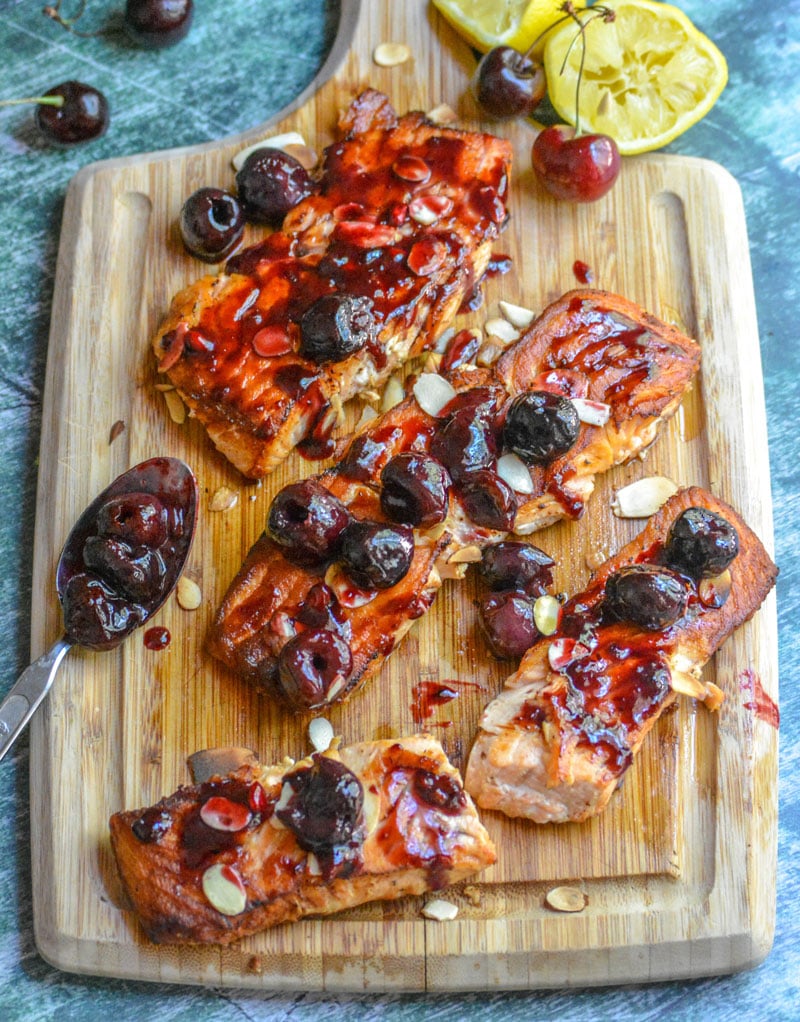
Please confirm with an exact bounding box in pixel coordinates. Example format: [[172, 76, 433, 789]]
[[209, 289, 701, 709], [152, 89, 512, 478], [464, 487, 778, 824], [109, 734, 495, 945]]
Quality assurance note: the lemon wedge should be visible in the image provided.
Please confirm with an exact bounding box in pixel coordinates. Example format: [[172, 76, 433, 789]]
[[432, 0, 566, 57], [543, 0, 728, 155]]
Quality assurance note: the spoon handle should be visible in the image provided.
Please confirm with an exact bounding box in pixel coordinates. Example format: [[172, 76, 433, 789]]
[[0, 638, 72, 763]]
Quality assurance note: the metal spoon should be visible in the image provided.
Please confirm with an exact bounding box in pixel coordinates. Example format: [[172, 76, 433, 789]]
[[0, 457, 198, 762]]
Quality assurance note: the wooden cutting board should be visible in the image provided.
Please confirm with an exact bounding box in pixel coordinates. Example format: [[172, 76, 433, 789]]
[[29, 0, 778, 992]]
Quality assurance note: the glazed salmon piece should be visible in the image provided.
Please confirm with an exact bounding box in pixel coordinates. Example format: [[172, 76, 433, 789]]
[[109, 734, 496, 945], [152, 89, 512, 478], [464, 487, 777, 823], [209, 289, 701, 711]]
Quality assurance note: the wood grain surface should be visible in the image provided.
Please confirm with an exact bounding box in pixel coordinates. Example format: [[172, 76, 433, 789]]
[[28, 0, 778, 992]]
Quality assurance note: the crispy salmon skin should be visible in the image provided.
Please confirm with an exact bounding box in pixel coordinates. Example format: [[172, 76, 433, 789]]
[[151, 89, 512, 478], [209, 289, 700, 710], [109, 734, 495, 945], [464, 487, 778, 824]]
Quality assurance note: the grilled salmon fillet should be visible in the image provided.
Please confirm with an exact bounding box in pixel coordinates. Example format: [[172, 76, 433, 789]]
[[109, 734, 495, 945], [152, 89, 512, 478], [209, 288, 701, 710], [464, 487, 778, 824]]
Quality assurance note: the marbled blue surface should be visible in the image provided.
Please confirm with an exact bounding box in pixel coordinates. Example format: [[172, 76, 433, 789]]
[[1, 0, 798, 1018]]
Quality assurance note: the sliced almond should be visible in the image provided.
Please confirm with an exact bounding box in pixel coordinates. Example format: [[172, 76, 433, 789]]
[[484, 317, 520, 345], [703, 681, 725, 712], [434, 326, 455, 354], [232, 131, 307, 171], [308, 717, 334, 753], [282, 142, 318, 171], [208, 485, 239, 512], [154, 382, 176, 392], [163, 388, 186, 424], [670, 671, 707, 700], [202, 863, 247, 916], [176, 575, 202, 611], [571, 397, 611, 427], [448, 544, 482, 564], [373, 41, 411, 67], [306, 852, 323, 877], [498, 299, 535, 330], [426, 103, 457, 125], [611, 476, 679, 518], [698, 569, 732, 608], [545, 886, 587, 913], [533, 595, 561, 636], [421, 898, 459, 921], [381, 373, 406, 412], [496, 452, 534, 495], [423, 351, 443, 374], [355, 404, 379, 429], [412, 373, 457, 417], [477, 341, 502, 367]]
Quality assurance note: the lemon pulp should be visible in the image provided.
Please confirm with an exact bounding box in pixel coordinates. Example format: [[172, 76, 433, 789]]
[[543, 0, 728, 155]]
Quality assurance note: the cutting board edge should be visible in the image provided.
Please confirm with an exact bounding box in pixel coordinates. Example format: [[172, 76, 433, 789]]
[[30, 915, 774, 992]]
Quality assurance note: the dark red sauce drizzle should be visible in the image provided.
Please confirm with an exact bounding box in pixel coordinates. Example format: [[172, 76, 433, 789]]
[[143, 625, 171, 650], [573, 259, 593, 284], [740, 668, 780, 728]]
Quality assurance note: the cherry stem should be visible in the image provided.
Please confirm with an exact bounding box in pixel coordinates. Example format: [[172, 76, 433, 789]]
[[43, 0, 101, 37], [555, 4, 615, 138], [0, 96, 65, 108]]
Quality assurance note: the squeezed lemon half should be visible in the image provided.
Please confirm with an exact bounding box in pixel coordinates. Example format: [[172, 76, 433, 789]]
[[431, 0, 566, 57], [543, 0, 728, 155]]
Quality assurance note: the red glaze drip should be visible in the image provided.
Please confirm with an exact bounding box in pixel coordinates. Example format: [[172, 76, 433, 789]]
[[484, 253, 512, 277], [573, 259, 593, 284], [440, 329, 481, 372], [411, 679, 486, 725], [143, 625, 171, 650], [740, 668, 780, 728]]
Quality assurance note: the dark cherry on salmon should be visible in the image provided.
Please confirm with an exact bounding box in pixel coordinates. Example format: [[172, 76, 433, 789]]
[[604, 565, 690, 631], [299, 293, 377, 364], [339, 520, 414, 590], [458, 468, 517, 532], [380, 452, 451, 527], [275, 755, 364, 877], [277, 628, 353, 709], [236, 147, 313, 225], [429, 389, 500, 481], [479, 590, 539, 659], [503, 390, 580, 464], [479, 541, 554, 594], [267, 479, 351, 567], [662, 507, 739, 580]]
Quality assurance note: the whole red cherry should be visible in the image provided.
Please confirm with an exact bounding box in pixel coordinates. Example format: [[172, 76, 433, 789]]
[[531, 125, 620, 203]]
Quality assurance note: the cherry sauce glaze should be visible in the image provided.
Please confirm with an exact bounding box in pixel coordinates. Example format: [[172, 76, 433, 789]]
[[157, 121, 510, 459], [526, 507, 739, 776], [130, 745, 471, 903], [224, 295, 685, 709], [57, 458, 197, 651]]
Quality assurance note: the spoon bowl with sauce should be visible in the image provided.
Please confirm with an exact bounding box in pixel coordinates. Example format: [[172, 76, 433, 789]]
[[0, 457, 198, 762]]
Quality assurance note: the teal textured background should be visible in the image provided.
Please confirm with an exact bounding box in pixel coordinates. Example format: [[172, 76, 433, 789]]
[[0, 0, 797, 1017]]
